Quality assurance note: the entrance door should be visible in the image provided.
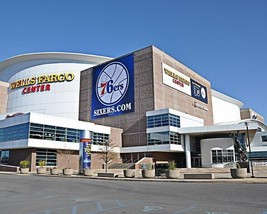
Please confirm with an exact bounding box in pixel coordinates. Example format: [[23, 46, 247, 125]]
[[192, 157, 201, 168]]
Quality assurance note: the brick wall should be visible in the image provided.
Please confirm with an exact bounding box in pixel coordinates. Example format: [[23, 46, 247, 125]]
[[57, 150, 79, 170], [152, 46, 213, 125], [79, 46, 154, 148], [9, 148, 36, 171], [0, 81, 8, 114], [79, 46, 214, 149]]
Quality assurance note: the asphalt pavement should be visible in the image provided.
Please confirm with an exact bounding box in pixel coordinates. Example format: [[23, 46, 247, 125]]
[[0, 173, 267, 214]]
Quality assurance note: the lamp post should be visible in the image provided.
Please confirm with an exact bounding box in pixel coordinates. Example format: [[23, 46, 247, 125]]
[[245, 122, 255, 178]]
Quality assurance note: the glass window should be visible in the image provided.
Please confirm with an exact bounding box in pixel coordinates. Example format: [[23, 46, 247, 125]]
[[92, 132, 109, 145], [147, 132, 181, 145], [147, 113, 180, 128], [44, 125, 55, 140], [211, 149, 234, 164], [217, 150, 222, 163], [250, 151, 267, 159], [147, 114, 180, 128], [262, 135, 267, 142], [56, 127, 67, 142], [29, 123, 80, 143], [67, 128, 79, 143], [36, 149, 57, 166], [0, 123, 29, 142], [30, 123, 44, 139], [169, 132, 180, 144], [212, 150, 217, 163], [0, 150, 10, 164]]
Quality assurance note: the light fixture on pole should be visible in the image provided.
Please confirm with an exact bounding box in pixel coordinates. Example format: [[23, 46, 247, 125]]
[[245, 122, 255, 178]]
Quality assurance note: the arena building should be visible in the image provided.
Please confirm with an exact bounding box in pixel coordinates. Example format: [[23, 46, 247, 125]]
[[0, 46, 266, 171], [0, 52, 123, 171]]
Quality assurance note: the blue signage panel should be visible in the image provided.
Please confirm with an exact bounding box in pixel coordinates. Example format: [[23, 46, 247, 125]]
[[82, 141, 91, 169], [190, 79, 208, 104], [79, 130, 92, 170], [91, 54, 135, 119]]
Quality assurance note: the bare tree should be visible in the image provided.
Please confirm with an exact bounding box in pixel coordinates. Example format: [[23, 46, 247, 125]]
[[58, 149, 74, 169], [98, 139, 118, 173]]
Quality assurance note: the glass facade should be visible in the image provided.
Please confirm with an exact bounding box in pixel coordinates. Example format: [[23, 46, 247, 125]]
[[147, 131, 181, 145], [29, 123, 80, 143], [250, 151, 267, 159], [92, 132, 109, 145], [36, 149, 57, 166], [212, 149, 234, 164], [0, 150, 9, 164], [147, 113, 180, 128], [0, 123, 109, 145], [0, 123, 29, 142]]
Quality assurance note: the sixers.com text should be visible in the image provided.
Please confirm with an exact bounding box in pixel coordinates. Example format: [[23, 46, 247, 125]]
[[93, 103, 132, 116]]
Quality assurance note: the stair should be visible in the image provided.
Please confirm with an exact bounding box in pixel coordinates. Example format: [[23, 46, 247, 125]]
[[109, 163, 135, 169]]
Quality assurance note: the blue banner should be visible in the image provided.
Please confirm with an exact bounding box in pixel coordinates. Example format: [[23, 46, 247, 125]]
[[82, 141, 91, 169], [79, 130, 92, 170], [190, 79, 208, 104], [91, 54, 135, 119]]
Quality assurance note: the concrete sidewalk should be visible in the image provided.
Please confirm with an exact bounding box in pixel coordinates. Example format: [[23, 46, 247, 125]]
[[1, 165, 267, 184], [78, 165, 266, 183]]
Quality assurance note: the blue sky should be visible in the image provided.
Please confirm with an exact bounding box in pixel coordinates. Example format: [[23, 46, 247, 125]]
[[1, 0, 267, 121]]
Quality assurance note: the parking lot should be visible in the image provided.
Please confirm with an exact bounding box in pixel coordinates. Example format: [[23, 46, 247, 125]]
[[0, 173, 267, 214]]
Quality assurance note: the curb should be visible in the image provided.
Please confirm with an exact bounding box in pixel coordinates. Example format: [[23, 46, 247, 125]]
[[29, 173, 267, 184], [1, 172, 267, 184]]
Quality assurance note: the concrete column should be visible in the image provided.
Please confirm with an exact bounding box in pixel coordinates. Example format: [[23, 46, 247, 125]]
[[185, 134, 191, 168]]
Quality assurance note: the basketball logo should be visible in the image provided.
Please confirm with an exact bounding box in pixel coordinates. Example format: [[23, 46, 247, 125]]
[[201, 87, 206, 99], [96, 62, 129, 106]]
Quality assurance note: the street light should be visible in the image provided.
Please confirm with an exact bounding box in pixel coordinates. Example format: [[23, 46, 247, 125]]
[[245, 122, 255, 178]]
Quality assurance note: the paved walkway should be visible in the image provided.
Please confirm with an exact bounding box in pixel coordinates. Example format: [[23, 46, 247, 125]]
[[1, 165, 267, 184]]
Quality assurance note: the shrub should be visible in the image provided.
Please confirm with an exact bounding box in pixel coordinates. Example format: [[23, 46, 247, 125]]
[[20, 160, 30, 168], [146, 163, 153, 170], [142, 163, 153, 170], [38, 160, 46, 167], [168, 160, 176, 170]]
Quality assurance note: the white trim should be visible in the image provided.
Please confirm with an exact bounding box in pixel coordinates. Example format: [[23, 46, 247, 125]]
[[146, 108, 202, 122], [120, 144, 184, 153], [179, 123, 258, 135], [0, 112, 111, 135], [146, 108, 204, 129], [211, 89, 243, 108], [0, 52, 112, 72], [28, 139, 79, 150], [0, 80, 9, 87], [91, 144, 120, 153]]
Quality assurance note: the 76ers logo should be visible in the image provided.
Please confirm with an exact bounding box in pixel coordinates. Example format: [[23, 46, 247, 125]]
[[96, 62, 129, 106]]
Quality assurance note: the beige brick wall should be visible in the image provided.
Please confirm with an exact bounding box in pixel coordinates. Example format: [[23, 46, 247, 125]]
[[240, 108, 265, 123], [152, 46, 214, 125], [57, 150, 79, 170], [79, 46, 155, 147], [0, 81, 8, 114], [79, 46, 214, 149]]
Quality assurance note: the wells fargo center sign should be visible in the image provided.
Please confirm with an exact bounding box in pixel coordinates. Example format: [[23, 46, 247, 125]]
[[9, 73, 75, 95]]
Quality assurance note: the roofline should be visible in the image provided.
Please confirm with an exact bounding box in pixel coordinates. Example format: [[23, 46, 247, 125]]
[[179, 122, 258, 135], [0, 52, 113, 71], [240, 108, 265, 120], [211, 89, 244, 108], [0, 80, 9, 87], [239, 118, 267, 130]]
